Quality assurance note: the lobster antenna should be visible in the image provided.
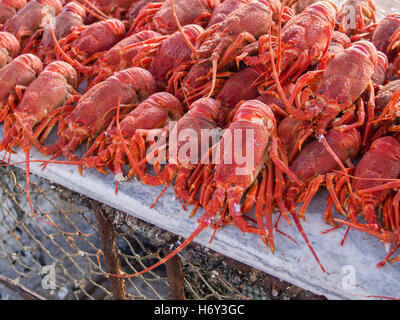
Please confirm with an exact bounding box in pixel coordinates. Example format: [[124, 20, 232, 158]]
[[103, 224, 205, 278], [331, 170, 400, 184], [276, 4, 283, 74], [334, 218, 392, 242], [149, 179, 174, 209], [0, 160, 75, 167], [23, 140, 60, 227], [171, 0, 198, 57], [209, 214, 224, 244], [207, 55, 218, 98], [74, 0, 109, 20], [12, 113, 73, 227], [320, 136, 354, 197], [268, 13, 291, 112], [102, 181, 223, 278], [49, 16, 92, 75], [40, 148, 64, 171], [291, 205, 326, 272]]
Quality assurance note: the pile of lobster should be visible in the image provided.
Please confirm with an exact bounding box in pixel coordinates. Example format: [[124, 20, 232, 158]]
[[0, 0, 400, 276]]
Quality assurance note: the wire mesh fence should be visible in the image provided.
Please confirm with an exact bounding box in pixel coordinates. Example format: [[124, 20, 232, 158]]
[[0, 165, 326, 300]]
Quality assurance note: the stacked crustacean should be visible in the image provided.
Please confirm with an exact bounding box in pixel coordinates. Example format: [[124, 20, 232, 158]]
[[1, 0, 400, 276]]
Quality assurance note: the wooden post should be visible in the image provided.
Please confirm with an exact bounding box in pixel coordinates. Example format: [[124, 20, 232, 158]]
[[0, 274, 46, 300], [91, 201, 126, 300], [164, 249, 185, 300]]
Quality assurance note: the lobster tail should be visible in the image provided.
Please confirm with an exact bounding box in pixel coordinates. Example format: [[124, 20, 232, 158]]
[[309, 1, 338, 27], [0, 31, 20, 57], [63, 1, 87, 20]]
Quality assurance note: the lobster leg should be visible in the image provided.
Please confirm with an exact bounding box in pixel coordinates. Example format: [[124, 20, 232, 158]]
[[297, 175, 325, 221], [331, 105, 356, 127], [274, 163, 292, 226], [174, 166, 199, 206], [218, 32, 257, 70], [287, 71, 324, 117], [270, 136, 304, 187], [291, 201, 326, 272], [288, 128, 313, 162], [382, 194, 394, 232], [335, 99, 366, 132], [15, 84, 27, 101], [129, 2, 163, 35], [78, 0, 110, 20], [394, 190, 400, 230], [255, 167, 268, 248], [325, 172, 348, 216], [35, 105, 77, 142], [21, 29, 43, 53], [242, 180, 260, 213], [265, 162, 275, 252], [378, 243, 400, 267], [225, 188, 267, 236], [22, 139, 59, 227], [335, 218, 400, 268], [192, 11, 211, 26]]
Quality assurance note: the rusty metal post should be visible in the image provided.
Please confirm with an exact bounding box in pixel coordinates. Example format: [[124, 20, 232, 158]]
[[91, 201, 126, 300], [163, 249, 185, 300]]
